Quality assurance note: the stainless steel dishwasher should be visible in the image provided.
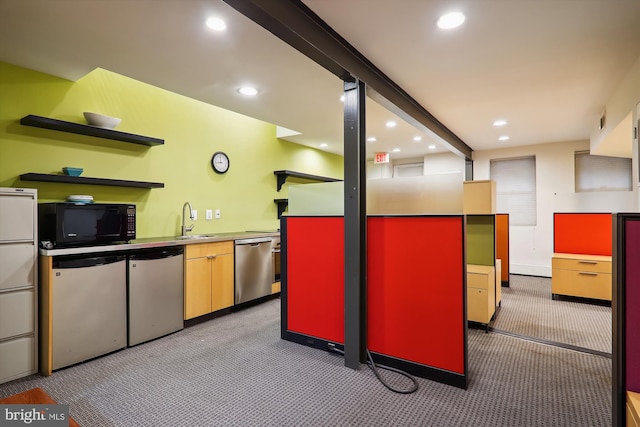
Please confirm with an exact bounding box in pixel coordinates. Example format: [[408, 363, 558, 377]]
[[235, 237, 273, 304], [52, 254, 127, 370], [128, 247, 184, 346]]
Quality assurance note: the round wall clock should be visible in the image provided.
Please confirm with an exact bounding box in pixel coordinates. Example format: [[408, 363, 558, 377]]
[[211, 151, 230, 174]]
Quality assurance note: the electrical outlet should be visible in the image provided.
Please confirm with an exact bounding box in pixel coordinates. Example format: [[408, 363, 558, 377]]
[[191, 209, 197, 220], [206, 209, 213, 220], [215, 209, 221, 219]]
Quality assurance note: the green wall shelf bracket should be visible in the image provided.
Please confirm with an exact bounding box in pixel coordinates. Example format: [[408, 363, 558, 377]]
[[20, 114, 164, 146], [20, 173, 164, 189]]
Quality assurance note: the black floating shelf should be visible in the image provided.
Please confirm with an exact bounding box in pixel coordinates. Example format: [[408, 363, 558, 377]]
[[20, 173, 164, 189], [274, 170, 342, 191], [20, 115, 164, 146]]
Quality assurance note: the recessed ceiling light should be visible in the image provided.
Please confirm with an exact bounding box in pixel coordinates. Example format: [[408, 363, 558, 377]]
[[367, 137, 377, 142], [428, 144, 436, 150], [413, 136, 422, 142], [206, 17, 227, 31], [386, 121, 397, 128], [493, 119, 508, 127], [237, 86, 258, 96], [392, 148, 400, 152], [498, 136, 510, 141], [437, 12, 465, 29], [319, 143, 328, 148]]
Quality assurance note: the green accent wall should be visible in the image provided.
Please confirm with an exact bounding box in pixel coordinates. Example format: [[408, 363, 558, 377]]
[[466, 215, 495, 266], [0, 62, 343, 237]]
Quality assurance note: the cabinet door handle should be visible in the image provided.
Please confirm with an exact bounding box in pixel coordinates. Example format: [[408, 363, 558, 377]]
[[578, 260, 598, 265], [578, 271, 598, 276], [207, 255, 217, 259]]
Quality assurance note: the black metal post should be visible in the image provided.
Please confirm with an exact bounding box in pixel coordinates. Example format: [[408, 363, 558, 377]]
[[343, 77, 367, 369]]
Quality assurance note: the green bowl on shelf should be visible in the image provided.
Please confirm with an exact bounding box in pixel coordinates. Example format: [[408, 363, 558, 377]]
[[62, 167, 83, 177]]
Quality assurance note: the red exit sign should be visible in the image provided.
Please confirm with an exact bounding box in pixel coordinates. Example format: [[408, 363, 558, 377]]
[[374, 152, 390, 164]]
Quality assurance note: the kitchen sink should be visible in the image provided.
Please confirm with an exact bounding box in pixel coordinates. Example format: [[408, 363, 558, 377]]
[[175, 234, 218, 239]]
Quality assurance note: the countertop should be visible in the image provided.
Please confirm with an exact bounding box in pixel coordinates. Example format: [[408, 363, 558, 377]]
[[39, 230, 280, 256]]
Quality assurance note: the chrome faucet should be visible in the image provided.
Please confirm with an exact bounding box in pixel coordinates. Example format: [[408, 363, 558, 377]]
[[182, 202, 195, 236]]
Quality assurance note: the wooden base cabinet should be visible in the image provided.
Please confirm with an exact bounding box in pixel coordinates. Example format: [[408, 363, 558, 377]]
[[551, 253, 612, 301], [467, 264, 496, 326], [271, 281, 281, 294], [184, 241, 234, 320]]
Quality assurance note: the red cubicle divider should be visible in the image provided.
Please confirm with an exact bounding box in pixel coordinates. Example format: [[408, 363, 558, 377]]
[[367, 216, 465, 375], [282, 215, 467, 389], [553, 213, 612, 256], [284, 216, 344, 344]]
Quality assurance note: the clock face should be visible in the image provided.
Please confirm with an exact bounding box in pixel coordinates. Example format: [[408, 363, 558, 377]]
[[211, 151, 230, 174]]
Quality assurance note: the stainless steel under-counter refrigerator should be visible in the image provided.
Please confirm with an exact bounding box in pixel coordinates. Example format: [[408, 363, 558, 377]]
[[127, 247, 184, 346], [51, 254, 127, 370]]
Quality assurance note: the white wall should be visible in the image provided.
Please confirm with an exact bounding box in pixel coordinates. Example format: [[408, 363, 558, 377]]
[[424, 152, 466, 175], [473, 139, 637, 277], [591, 55, 640, 157], [367, 152, 464, 179]]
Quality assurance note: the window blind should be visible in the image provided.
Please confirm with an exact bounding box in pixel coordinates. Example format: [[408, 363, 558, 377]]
[[575, 151, 631, 192], [393, 163, 424, 177], [490, 156, 536, 226]]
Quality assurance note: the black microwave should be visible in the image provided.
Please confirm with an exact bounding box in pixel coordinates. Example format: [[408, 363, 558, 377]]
[[38, 203, 136, 248]]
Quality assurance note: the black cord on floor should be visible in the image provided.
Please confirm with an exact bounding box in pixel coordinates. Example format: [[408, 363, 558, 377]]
[[366, 349, 418, 394], [327, 344, 419, 394]]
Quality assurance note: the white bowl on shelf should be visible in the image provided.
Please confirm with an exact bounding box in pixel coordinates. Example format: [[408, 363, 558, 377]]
[[83, 112, 121, 129]]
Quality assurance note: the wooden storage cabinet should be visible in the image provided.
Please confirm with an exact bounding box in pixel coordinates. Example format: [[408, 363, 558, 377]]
[[467, 264, 495, 326], [184, 241, 234, 320], [551, 253, 612, 301]]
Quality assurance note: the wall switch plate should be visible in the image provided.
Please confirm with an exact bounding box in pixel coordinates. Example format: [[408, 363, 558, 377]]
[[215, 209, 221, 219], [191, 209, 197, 220], [206, 209, 213, 220]]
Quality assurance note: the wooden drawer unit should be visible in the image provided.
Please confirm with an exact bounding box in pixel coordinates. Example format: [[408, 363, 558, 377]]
[[185, 241, 233, 259], [552, 253, 612, 301], [467, 265, 495, 326], [628, 391, 640, 427]]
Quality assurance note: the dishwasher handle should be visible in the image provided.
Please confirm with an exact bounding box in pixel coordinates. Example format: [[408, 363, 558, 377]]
[[53, 254, 126, 269], [128, 247, 184, 261], [235, 237, 273, 245]]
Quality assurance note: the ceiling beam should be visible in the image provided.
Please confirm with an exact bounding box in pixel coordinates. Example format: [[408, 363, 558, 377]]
[[223, 0, 473, 160]]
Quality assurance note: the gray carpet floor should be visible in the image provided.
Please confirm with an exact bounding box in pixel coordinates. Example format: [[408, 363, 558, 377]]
[[493, 275, 612, 353], [0, 275, 611, 426]]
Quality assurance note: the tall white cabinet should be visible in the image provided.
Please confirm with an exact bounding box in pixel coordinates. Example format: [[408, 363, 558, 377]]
[[0, 187, 38, 384]]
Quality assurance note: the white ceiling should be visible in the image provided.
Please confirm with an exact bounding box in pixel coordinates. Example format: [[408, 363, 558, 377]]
[[1, 0, 640, 161]]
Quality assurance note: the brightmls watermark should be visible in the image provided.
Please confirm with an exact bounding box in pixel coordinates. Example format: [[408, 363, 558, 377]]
[[0, 405, 68, 426]]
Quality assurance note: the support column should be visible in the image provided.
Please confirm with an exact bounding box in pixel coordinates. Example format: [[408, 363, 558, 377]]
[[343, 77, 367, 369]]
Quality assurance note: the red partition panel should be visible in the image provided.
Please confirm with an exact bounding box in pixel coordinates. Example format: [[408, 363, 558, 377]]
[[626, 220, 640, 391], [286, 217, 344, 344], [496, 213, 510, 283], [554, 213, 612, 256], [367, 216, 465, 374]]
